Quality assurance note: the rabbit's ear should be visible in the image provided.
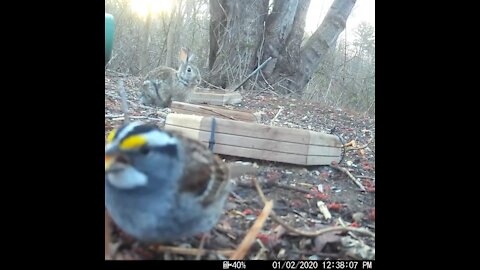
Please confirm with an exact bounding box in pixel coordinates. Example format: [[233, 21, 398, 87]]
[[187, 52, 196, 63], [179, 47, 188, 63]]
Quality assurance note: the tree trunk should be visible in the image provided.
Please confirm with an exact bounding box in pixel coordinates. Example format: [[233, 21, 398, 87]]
[[208, 0, 356, 94], [260, 0, 311, 93], [290, 0, 356, 92], [208, 0, 226, 71], [207, 0, 269, 88], [165, 0, 183, 68], [165, 14, 176, 67], [139, 11, 152, 75]]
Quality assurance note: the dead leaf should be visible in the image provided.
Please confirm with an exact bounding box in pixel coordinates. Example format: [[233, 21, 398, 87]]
[[314, 231, 342, 252], [299, 238, 312, 250], [320, 171, 330, 179], [352, 212, 365, 223], [217, 219, 233, 233], [270, 224, 286, 242], [113, 250, 142, 260], [341, 236, 375, 260]]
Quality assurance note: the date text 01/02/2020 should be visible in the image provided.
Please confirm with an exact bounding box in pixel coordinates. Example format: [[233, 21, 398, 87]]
[[271, 260, 374, 269], [221, 260, 374, 269]]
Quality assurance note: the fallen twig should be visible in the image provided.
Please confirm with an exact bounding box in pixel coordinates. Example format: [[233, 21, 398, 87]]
[[195, 234, 208, 260], [355, 176, 375, 180], [229, 191, 246, 204], [105, 92, 156, 110], [229, 199, 273, 260], [153, 245, 235, 257], [338, 218, 363, 241], [255, 86, 280, 97], [105, 69, 130, 77], [233, 57, 272, 92], [270, 107, 283, 124], [330, 165, 366, 192], [252, 177, 374, 238], [238, 181, 317, 198], [201, 80, 224, 90], [345, 138, 374, 151], [290, 250, 342, 258], [272, 182, 314, 195], [253, 239, 268, 260], [117, 80, 130, 123], [105, 114, 164, 122]]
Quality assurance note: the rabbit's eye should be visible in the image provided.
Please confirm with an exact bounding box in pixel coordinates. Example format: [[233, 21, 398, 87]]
[[187, 67, 192, 72]]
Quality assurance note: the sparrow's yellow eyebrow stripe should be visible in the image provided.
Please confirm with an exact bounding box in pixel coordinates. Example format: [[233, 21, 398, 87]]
[[120, 135, 147, 150]]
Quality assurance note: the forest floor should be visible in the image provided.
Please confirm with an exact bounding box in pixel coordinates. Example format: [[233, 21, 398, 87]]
[[105, 72, 375, 260]]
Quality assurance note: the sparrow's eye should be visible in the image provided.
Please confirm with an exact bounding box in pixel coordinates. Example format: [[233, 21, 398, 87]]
[[187, 67, 192, 72], [116, 155, 130, 164], [140, 146, 150, 155]]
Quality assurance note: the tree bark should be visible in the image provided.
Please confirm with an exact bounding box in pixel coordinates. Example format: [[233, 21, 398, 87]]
[[207, 0, 269, 88], [139, 11, 152, 75], [208, 0, 226, 70], [165, 0, 183, 68], [261, 0, 303, 77], [292, 0, 356, 92], [260, 0, 310, 92], [208, 0, 356, 94]]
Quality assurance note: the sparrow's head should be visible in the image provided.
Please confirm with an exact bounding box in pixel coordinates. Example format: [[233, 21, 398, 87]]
[[105, 122, 182, 190]]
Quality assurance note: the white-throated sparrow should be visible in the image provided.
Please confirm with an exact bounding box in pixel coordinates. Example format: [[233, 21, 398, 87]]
[[105, 121, 233, 243]]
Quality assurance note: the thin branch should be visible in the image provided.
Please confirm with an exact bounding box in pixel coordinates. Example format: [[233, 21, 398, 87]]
[[270, 106, 283, 124], [105, 114, 165, 122], [202, 80, 224, 90], [233, 57, 272, 92], [355, 176, 375, 180], [105, 92, 157, 110], [255, 85, 280, 96], [259, 68, 275, 91], [250, 23, 267, 91], [271, 182, 314, 195], [330, 165, 366, 192], [345, 137, 374, 151], [229, 199, 273, 260], [338, 218, 364, 242], [117, 80, 130, 123], [152, 245, 235, 257], [105, 69, 130, 77], [252, 177, 374, 238]]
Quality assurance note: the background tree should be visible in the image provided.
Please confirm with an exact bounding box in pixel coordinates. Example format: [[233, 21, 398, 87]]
[[207, 0, 357, 94]]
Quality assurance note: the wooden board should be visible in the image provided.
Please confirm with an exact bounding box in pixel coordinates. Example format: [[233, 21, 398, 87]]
[[171, 101, 258, 122], [188, 88, 243, 105], [165, 114, 342, 166]]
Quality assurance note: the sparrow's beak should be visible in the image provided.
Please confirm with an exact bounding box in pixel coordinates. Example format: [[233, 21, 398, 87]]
[[105, 143, 120, 172], [105, 155, 115, 171], [105, 144, 130, 172]]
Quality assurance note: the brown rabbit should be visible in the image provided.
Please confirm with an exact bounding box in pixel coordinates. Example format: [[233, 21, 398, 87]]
[[140, 48, 201, 108]]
